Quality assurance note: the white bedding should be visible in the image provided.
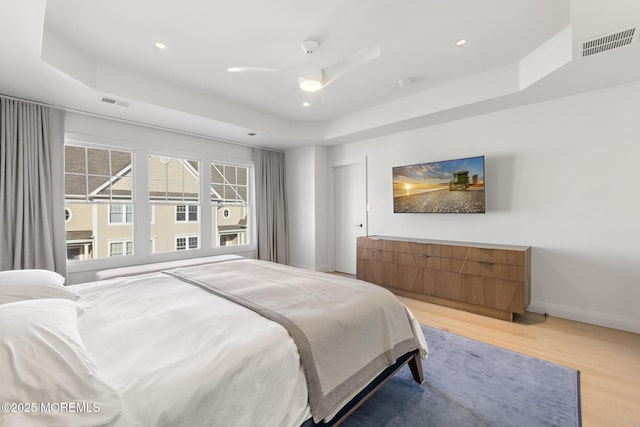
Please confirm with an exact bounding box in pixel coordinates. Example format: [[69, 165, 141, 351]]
[[73, 271, 311, 427], [67, 257, 427, 427]]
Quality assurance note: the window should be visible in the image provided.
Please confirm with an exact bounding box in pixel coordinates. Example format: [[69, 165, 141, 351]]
[[109, 204, 133, 224], [64, 145, 133, 261], [149, 155, 200, 253], [211, 163, 250, 247], [176, 236, 198, 251], [176, 205, 198, 222], [109, 240, 133, 257]]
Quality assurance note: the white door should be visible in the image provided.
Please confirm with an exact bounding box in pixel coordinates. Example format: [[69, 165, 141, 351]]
[[334, 162, 366, 274]]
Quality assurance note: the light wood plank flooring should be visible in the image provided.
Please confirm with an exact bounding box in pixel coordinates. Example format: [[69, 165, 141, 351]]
[[398, 296, 640, 427]]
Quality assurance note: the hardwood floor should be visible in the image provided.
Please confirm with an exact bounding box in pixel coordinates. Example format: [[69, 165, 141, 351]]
[[398, 296, 640, 427]]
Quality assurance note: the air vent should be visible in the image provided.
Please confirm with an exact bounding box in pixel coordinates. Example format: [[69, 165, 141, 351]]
[[582, 28, 637, 57], [99, 96, 131, 108]]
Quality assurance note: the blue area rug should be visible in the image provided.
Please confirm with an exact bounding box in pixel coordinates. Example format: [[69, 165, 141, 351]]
[[342, 325, 581, 427]]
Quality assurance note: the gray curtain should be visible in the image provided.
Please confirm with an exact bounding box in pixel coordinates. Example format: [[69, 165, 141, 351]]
[[254, 148, 289, 264], [0, 97, 66, 276]]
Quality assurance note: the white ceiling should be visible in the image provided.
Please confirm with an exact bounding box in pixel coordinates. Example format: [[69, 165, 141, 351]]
[[1, 0, 639, 150]]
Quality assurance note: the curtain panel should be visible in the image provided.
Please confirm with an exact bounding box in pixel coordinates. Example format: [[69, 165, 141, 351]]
[[0, 97, 66, 276], [254, 148, 289, 264]]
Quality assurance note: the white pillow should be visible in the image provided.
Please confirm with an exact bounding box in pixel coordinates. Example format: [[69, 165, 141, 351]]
[[0, 299, 121, 427], [0, 269, 77, 305]]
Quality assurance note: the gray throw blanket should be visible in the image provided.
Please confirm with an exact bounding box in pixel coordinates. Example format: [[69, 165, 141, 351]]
[[165, 258, 420, 422]]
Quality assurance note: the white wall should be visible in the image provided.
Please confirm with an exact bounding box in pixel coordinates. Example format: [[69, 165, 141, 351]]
[[285, 145, 330, 271], [286, 146, 316, 270], [64, 113, 256, 284], [299, 82, 640, 333]]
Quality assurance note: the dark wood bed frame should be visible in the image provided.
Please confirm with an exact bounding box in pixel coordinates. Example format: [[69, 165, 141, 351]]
[[301, 349, 424, 427]]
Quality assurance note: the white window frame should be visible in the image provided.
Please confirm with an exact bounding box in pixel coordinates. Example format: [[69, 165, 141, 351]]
[[211, 162, 251, 249], [149, 205, 155, 224], [64, 142, 134, 264], [64, 134, 255, 276]]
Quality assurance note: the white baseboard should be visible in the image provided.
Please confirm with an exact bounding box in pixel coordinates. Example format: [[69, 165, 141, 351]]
[[528, 300, 639, 334]]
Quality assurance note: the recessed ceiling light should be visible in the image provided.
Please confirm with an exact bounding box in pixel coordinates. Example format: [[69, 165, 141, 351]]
[[455, 39, 466, 46], [302, 102, 310, 108], [155, 42, 167, 50]]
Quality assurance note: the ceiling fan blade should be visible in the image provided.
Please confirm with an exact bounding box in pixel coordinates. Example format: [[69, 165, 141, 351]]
[[321, 44, 381, 87], [227, 66, 282, 73]]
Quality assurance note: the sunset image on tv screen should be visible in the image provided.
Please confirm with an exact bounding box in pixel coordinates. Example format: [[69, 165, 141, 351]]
[[393, 156, 485, 213]]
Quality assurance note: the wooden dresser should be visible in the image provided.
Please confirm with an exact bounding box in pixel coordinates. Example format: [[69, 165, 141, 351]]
[[356, 236, 531, 321]]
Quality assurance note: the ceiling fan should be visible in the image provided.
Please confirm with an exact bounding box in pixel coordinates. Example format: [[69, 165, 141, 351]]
[[227, 40, 381, 93]]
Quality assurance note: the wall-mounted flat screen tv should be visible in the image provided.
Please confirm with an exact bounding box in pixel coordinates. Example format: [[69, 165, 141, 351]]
[[393, 155, 485, 213]]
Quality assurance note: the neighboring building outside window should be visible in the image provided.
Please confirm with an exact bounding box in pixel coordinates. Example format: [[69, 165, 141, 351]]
[[64, 144, 134, 260], [211, 163, 250, 247], [64, 143, 253, 263], [149, 155, 201, 253]]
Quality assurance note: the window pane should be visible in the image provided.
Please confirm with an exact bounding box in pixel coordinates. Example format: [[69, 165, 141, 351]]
[[210, 162, 250, 248], [211, 164, 224, 184], [150, 155, 204, 202], [237, 167, 248, 186], [224, 165, 237, 185], [65, 204, 133, 261], [150, 204, 200, 253], [176, 205, 186, 222], [149, 179, 168, 201], [65, 146, 86, 173], [110, 242, 123, 256], [112, 176, 132, 201], [188, 237, 198, 249], [213, 205, 248, 247], [237, 186, 248, 202], [183, 179, 199, 201], [211, 184, 225, 203], [188, 206, 198, 221], [88, 175, 110, 201], [109, 205, 123, 223], [111, 151, 132, 174], [87, 148, 111, 176], [65, 145, 132, 205], [176, 237, 186, 250], [65, 144, 134, 262], [65, 174, 86, 200]]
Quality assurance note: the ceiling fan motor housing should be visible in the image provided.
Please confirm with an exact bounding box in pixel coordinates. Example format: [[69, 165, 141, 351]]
[[301, 40, 319, 55]]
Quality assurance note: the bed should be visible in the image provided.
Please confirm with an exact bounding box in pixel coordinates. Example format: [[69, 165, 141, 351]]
[[0, 256, 428, 427]]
